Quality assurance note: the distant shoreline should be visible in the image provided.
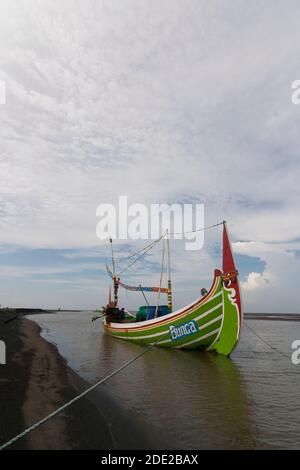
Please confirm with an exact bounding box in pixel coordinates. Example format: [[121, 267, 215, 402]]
[[1, 308, 300, 321], [244, 313, 300, 321]]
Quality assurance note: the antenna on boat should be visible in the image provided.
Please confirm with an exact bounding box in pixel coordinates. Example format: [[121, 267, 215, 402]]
[[166, 229, 173, 312], [109, 237, 119, 306], [109, 237, 116, 277]]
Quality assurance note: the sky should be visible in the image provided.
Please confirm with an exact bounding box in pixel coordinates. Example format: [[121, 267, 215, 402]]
[[0, 0, 300, 312]]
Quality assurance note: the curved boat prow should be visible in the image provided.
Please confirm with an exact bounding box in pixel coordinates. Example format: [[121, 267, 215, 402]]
[[208, 222, 242, 356]]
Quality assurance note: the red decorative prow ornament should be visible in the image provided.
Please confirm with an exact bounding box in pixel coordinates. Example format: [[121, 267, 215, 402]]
[[222, 221, 242, 325]]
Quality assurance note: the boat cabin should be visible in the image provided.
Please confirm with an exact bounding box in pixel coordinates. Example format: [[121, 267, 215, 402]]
[[105, 304, 169, 324], [136, 305, 169, 322]]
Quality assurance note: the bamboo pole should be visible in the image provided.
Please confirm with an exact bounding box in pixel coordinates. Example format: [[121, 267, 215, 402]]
[[166, 230, 173, 312]]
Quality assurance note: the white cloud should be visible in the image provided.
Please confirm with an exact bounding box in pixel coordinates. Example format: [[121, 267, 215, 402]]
[[242, 272, 270, 294], [235, 241, 300, 312]]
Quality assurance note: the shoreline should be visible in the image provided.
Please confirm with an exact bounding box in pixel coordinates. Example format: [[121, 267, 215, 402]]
[[2, 308, 299, 320], [0, 311, 166, 450]]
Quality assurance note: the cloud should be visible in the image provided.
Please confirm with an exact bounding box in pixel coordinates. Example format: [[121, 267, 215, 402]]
[[235, 241, 300, 313], [242, 272, 270, 294], [0, 0, 299, 310]]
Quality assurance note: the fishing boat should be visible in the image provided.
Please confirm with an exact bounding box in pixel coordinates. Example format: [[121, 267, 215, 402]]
[[101, 221, 242, 356]]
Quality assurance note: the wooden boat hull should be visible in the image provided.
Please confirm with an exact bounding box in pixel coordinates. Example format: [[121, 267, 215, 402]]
[[103, 272, 241, 356], [102, 223, 242, 356]]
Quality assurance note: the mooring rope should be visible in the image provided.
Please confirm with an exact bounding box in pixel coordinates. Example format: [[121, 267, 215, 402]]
[[244, 321, 291, 359]]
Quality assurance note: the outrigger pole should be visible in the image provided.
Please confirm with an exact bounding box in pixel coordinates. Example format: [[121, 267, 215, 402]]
[[166, 230, 173, 312], [109, 237, 119, 306]]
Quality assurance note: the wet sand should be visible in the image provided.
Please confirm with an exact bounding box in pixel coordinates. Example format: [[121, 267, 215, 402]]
[[0, 310, 164, 450]]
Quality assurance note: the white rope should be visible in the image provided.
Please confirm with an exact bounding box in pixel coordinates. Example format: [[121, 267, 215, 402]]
[[116, 237, 163, 264], [0, 341, 161, 451], [117, 236, 163, 276]]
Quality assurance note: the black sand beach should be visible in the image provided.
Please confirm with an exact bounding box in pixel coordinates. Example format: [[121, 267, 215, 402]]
[[0, 310, 115, 450], [0, 310, 166, 450]]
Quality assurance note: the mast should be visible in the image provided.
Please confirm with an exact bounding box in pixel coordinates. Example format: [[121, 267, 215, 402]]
[[166, 230, 173, 312], [155, 238, 165, 318]]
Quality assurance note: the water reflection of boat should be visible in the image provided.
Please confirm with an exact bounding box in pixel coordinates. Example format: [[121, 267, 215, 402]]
[[98, 333, 257, 449], [102, 222, 242, 356]]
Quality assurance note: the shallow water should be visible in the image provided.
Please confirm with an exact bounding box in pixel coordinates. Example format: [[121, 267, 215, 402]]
[[28, 311, 300, 449]]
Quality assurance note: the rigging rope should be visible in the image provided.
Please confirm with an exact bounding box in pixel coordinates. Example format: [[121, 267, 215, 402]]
[[114, 221, 224, 267], [117, 235, 164, 277], [168, 221, 224, 235], [108, 222, 224, 286], [116, 237, 163, 264]]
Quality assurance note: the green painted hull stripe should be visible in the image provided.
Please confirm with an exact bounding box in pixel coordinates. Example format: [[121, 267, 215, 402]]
[[172, 328, 220, 349], [121, 303, 223, 341], [156, 319, 222, 347], [113, 318, 223, 349], [156, 314, 223, 345]]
